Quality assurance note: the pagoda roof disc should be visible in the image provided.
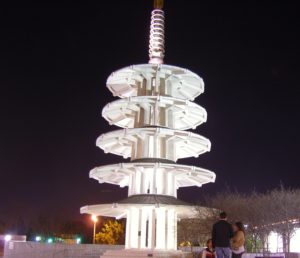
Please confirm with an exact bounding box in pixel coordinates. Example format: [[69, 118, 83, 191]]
[[89, 162, 216, 188], [106, 64, 204, 101], [119, 194, 189, 205], [80, 200, 216, 219], [96, 127, 211, 161], [102, 95, 207, 130]]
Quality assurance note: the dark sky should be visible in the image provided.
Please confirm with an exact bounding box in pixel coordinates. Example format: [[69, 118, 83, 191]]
[[0, 1, 299, 222]]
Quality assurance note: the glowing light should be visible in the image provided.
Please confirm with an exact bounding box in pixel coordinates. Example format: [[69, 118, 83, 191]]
[[91, 214, 98, 222], [47, 238, 53, 244], [4, 235, 12, 241], [76, 237, 81, 244], [268, 232, 281, 252], [268, 229, 300, 252], [92, 215, 98, 244], [290, 228, 300, 252], [35, 236, 42, 242]]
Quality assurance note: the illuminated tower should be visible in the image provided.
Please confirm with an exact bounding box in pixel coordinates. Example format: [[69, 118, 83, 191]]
[[81, 1, 216, 257]]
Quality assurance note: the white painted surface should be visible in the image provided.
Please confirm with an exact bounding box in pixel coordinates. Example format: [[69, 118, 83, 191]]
[[102, 96, 207, 130], [268, 228, 300, 252], [89, 162, 215, 194], [96, 127, 211, 161], [106, 64, 204, 101]]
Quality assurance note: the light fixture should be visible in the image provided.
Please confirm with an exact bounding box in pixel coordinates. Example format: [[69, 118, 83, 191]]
[[4, 235, 12, 241]]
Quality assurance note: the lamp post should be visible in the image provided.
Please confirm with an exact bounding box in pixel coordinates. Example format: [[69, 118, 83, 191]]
[[91, 214, 98, 244]]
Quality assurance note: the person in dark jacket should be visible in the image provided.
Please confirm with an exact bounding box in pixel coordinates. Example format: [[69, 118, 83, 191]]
[[212, 211, 234, 258]]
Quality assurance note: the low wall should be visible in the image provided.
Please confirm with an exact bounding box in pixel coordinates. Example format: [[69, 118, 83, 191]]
[[4, 241, 124, 258], [4, 242, 300, 258]]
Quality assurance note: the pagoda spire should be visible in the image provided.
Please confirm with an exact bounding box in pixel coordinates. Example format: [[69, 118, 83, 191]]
[[149, 0, 165, 64]]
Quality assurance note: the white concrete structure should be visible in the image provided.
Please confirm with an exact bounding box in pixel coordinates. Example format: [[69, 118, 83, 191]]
[[81, 1, 216, 257], [268, 228, 300, 253]]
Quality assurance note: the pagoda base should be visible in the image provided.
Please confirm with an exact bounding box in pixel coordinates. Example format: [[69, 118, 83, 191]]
[[101, 249, 193, 258]]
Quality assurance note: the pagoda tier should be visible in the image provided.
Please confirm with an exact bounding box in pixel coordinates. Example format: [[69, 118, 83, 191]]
[[89, 162, 216, 197], [80, 195, 214, 250], [97, 127, 211, 161], [107, 64, 204, 101], [102, 95, 207, 130]]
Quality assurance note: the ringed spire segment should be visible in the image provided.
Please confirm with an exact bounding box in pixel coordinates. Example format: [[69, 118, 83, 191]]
[[149, 0, 165, 64]]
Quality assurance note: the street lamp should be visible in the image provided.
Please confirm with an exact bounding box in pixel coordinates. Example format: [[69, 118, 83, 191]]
[[4, 235, 12, 242], [91, 214, 98, 244]]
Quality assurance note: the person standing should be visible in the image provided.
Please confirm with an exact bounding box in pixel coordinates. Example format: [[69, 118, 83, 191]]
[[212, 211, 234, 258], [231, 222, 245, 258]]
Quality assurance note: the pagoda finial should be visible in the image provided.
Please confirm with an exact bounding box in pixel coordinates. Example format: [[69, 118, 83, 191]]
[[149, 0, 165, 64]]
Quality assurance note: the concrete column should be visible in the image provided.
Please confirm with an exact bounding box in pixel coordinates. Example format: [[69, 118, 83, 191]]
[[138, 208, 142, 248], [151, 166, 156, 194], [174, 212, 178, 248], [155, 169, 162, 195], [146, 171, 151, 194], [128, 173, 133, 196], [129, 207, 139, 248], [140, 208, 148, 248], [135, 170, 141, 194], [163, 170, 168, 195], [148, 135, 154, 157], [125, 210, 131, 248], [167, 172, 173, 196], [132, 173, 137, 195], [155, 207, 166, 249], [147, 208, 156, 249], [166, 209, 176, 250], [143, 103, 149, 126], [140, 171, 145, 194], [172, 173, 176, 197]]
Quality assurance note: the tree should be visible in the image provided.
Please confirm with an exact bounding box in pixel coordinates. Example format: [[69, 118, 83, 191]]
[[247, 192, 273, 253], [59, 221, 86, 235], [267, 186, 300, 255], [95, 220, 125, 245], [177, 207, 218, 248], [194, 187, 300, 254]]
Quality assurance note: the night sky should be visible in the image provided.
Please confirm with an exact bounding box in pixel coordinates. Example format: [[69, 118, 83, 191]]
[[0, 1, 299, 223]]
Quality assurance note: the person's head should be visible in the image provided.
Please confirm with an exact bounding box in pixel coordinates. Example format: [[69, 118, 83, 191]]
[[219, 211, 227, 220], [233, 221, 245, 233], [206, 239, 213, 249]]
